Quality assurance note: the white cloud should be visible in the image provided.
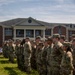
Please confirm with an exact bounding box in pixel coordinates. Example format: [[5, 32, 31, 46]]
[[0, 0, 75, 24], [0, 0, 16, 6]]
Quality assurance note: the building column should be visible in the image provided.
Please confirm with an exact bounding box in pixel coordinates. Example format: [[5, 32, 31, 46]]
[[51, 28, 53, 36], [13, 29, 16, 40], [24, 29, 26, 38], [66, 28, 68, 41], [3, 27, 5, 42], [34, 29, 35, 40], [43, 29, 45, 40]]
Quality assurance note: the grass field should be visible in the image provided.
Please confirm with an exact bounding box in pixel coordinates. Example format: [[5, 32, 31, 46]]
[[0, 55, 38, 75]]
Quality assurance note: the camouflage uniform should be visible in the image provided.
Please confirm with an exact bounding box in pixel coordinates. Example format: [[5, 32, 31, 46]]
[[20, 45, 24, 71], [8, 45, 15, 63], [24, 41, 32, 73], [47, 34, 63, 75], [31, 45, 37, 70], [47, 44, 54, 75], [35, 42, 44, 75], [49, 41, 63, 75], [71, 38, 75, 75], [36, 48, 43, 75], [60, 51, 74, 75], [15, 44, 21, 69], [3, 42, 9, 58], [41, 46, 49, 75]]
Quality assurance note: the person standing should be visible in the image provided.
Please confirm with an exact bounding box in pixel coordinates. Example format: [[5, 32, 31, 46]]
[[72, 38, 75, 75], [35, 42, 44, 75], [24, 37, 32, 73], [46, 37, 54, 75], [49, 34, 63, 75], [8, 40, 15, 63], [60, 42, 74, 75]]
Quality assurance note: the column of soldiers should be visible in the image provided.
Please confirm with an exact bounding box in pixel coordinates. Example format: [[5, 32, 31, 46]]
[[2, 34, 75, 75]]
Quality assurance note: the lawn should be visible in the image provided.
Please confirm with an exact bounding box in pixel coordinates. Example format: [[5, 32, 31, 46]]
[[0, 55, 39, 75]]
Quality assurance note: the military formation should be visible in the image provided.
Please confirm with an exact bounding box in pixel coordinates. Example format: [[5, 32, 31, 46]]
[[2, 34, 75, 75]]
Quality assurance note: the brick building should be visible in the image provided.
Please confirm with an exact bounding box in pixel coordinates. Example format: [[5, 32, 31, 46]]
[[0, 17, 75, 47]]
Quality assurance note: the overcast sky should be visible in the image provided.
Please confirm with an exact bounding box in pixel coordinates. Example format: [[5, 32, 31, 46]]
[[0, 0, 75, 23]]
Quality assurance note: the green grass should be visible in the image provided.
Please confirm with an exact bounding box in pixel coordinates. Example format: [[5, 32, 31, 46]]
[[0, 55, 39, 75]]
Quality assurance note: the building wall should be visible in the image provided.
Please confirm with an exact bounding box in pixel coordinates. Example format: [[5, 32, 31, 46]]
[[0, 26, 3, 47]]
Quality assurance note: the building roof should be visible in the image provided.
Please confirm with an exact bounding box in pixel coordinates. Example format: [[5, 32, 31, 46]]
[[0, 17, 75, 27], [0, 18, 26, 26]]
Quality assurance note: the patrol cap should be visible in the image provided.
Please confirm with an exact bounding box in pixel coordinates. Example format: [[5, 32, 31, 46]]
[[16, 39, 20, 42], [36, 36, 41, 39], [26, 37, 30, 40], [60, 35, 65, 40], [52, 34, 60, 39], [9, 39, 13, 42], [47, 36, 53, 42], [39, 42, 44, 46], [63, 42, 71, 47]]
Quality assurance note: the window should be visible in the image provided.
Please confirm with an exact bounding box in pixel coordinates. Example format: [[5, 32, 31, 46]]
[[69, 31, 72, 36], [74, 25, 75, 28], [58, 26, 61, 35], [35, 30, 42, 37], [70, 24, 72, 28], [28, 19, 32, 23], [5, 28, 12, 36], [16, 29, 24, 37], [26, 30, 34, 37], [45, 29, 51, 36]]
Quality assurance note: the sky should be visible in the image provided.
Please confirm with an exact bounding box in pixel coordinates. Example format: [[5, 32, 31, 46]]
[[0, 0, 75, 23]]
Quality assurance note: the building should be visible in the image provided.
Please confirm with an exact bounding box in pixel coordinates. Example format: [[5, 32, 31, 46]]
[[0, 17, 75, 47]]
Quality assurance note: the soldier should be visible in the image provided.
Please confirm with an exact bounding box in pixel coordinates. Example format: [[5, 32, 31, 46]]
[[35, 42, 44, 75], [60, 42, 74, 75], [47, 37, 54, 75], [34, 36, 42, 70], [70, 34, 75, 42], [15, 40, 21, 69], [41, 39, 49, 75], [24, 37, 32, 73], [72, 38, 75, 75], [20, 39, 25, 71], [60, 35, 66, 44], [8, 40, 15, 63], [31, 41, 37, 70], [3, 41, 9, 58], [49, 34, 63, 75]]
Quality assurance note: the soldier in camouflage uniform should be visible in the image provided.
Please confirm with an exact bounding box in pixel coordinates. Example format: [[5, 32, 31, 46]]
[[46, 37, 54, 75], [70, 34, 75, 41], [72, 38, 75, 75], [60, 42, 74, 75], [20, 39, 25, 71], [8, 40, 15, 63], [34, 36, 41, 70], [35, 42, 44, 75], [31, 41, 37, 70], [15, 40, 21, 69], [49, 34, 63, 75], [24, 37, 32, 73], [3, 41, 9, 58], [41, 39, 49, 75]]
